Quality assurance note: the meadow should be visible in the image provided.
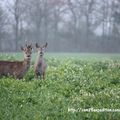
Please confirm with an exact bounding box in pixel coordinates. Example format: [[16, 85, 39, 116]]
[[0, 53, 120, 120]]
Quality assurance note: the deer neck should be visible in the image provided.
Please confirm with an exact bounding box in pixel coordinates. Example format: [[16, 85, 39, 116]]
[[36, 54, 44, 65], [23, 57, 31, 69]]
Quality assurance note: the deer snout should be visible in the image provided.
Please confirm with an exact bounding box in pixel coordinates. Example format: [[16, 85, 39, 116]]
[[40, 51, 43, 54], [39, 51, 44, 56], [27, 55, 31, 57], [26, 53, 31, 58]]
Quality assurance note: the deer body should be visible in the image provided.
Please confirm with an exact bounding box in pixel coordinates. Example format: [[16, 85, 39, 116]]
[[34, 43, 47, 79], [0, 44, 32, 79], [34, 55, 47, 79]]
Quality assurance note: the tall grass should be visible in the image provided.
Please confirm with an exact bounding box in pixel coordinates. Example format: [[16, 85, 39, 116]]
[[0, 53, 120, 120]]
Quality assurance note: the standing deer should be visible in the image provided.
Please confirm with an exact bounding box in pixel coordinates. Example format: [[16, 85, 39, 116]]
[[0, 44, 32, 79], [34, 42, 48, 80]]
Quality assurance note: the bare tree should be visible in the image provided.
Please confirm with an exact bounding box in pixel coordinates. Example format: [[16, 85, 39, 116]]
[[67, 0, 79, 49], [112, 0, 120, 38], [0, 0, 120, 52], [25, 0, 44, 42], [49, 0, 67, 50], [43, 0, 48, 42], [6, 0, 26, 50], [0, 5, 7, 52], [78, 0, 96, 49]]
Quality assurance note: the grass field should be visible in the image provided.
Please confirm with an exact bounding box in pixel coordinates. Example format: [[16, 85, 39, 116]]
[[0, 53, 120, 120]]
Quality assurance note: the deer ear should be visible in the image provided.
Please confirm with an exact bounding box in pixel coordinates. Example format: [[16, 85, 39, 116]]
[[29, 43, 32, 47], [45, 42, 48, 47], [30, 43, 32, 48], [43, 42, 48, 48], [21, 46, 24, 51], [35, 43, 39, 48], [28, 43, 32, 49]]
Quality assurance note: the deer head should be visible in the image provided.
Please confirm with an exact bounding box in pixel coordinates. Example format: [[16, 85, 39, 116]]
[[21, 44, 32, 60], [35, 42, 48, 56]]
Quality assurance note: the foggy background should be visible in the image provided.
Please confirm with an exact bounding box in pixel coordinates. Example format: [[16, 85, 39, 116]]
[[0, 0, 120, 53]]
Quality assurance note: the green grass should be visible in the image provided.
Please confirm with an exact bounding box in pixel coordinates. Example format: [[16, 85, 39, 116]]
[[1, 52, 120, 61], [0, 53, 120, 120]]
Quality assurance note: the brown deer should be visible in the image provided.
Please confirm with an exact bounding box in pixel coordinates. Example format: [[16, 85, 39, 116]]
[[34, 42, 48, 80], [0, 44, 32, 79]]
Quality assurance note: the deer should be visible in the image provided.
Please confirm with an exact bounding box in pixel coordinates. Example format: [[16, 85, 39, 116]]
[[0, 44, 32, 79], [34, 42, 48, 80]]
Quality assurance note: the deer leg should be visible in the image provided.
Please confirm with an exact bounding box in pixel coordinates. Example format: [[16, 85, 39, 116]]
[[15, 73, 22, 80], [35, 72, 38, 79], [42, 72, 45, 80], [36, 71, 42, 80]]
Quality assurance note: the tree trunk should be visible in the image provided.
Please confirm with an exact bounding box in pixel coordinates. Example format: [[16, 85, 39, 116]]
[[15, 16, 19, 51]]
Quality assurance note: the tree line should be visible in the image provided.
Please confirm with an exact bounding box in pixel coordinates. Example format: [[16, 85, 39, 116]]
[[0, 0, 120, 53]]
